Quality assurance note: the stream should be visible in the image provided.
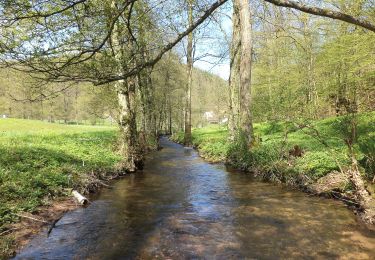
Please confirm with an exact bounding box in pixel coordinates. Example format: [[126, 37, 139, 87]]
[[15, 137, 375, 259]]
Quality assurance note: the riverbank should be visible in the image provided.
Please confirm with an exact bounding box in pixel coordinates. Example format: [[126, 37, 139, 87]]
[[0, 119, 123, 259], [171, 112, 375, 221], [13, 137, 375, 259]]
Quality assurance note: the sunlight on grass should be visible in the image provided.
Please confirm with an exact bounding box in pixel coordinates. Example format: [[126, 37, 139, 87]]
[[172, 112, 375, 181], [0, 119, 121, 229]]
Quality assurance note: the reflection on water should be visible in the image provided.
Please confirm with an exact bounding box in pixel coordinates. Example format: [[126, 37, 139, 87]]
[[15, 137, 375, 259]]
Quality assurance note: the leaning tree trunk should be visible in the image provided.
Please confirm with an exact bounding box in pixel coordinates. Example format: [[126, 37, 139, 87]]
[[184, 0, 194, 146], [237, 0, 254, 145], [228, 0, 241, 141], [349, 156, 375, 224], [345, 119, 375, 224]]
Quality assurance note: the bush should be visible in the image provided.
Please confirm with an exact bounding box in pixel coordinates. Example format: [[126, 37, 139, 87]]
[[264, 121, 284, 135], [227, 133, 252, 169]]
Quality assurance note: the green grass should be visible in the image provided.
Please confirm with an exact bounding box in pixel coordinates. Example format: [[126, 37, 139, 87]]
[[172, 126, 229, 162], [0, 119, 121, 230], [172, 112, 375, 184]]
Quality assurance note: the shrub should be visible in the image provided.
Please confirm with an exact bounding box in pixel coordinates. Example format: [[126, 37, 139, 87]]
[[227, 133, 252, 170]]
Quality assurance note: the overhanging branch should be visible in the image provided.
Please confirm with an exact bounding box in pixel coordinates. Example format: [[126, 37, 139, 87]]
[[264, 0, 375, 32], [94, 0, 229, 85]]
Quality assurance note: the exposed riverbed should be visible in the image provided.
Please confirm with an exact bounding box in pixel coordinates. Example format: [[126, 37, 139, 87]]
[[15, 137, 375, 259]]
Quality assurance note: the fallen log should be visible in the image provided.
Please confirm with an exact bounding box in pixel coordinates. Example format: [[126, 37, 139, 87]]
[[72, 190, 88, 205]]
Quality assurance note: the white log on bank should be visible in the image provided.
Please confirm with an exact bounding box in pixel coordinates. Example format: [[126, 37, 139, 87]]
[[72, 190, 88, 205]]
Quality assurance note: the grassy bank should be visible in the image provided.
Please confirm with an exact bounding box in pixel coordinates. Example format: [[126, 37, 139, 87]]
[[172, 112, 375, 193], [0, 119, 122, 257]]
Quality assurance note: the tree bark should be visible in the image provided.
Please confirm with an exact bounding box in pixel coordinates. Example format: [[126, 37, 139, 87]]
[[184, 0, 194, 146], [228, 0, 241, 141], [168, 94, 172, 135], [236, 0, 254, 145], [116, 78, 141, 172], [111, 0, 142, 172], [136, 1, 158, 151]]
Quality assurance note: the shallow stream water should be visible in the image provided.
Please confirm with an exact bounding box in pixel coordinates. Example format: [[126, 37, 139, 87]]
[[15, 137, 375, 259]]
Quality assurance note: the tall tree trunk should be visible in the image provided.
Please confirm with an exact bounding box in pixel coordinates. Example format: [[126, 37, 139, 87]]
[[137, 1, 157, 151], [116, 78, 141, 171], [238, 0, 253, 145], [111, 0, 142, 172], [138, 67, 157, 151], [168, 94, 172, 135], [146, 69, 157, 145], [228, 0, 241, 141], [164, 68, 173, 135], [184, 0, 194, 146], [229, 0, 253, 145]]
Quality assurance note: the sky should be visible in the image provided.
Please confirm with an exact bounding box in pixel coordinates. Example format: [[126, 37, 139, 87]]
[[190, 4, 233, 81], [195, 60, 231, 80]]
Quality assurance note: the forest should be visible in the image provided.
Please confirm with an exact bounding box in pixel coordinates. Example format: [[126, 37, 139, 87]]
[[0, 0, 375, 259]]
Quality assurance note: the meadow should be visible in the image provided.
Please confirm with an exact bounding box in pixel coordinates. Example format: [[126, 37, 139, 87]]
[[0, 119, 121, 231]]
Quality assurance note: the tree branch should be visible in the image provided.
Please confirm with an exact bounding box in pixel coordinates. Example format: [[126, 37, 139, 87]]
[[2, 0, 87, 22], [94, 0, 229, 85], [264, 0, 375, 32]]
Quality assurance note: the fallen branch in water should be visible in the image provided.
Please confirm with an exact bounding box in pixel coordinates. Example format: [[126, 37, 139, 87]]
[[331, 191, 360, 207], [47, 214, 65, 237]]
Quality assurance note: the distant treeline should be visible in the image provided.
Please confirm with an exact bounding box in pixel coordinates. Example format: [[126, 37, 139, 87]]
[[0, 57, 227, 128]]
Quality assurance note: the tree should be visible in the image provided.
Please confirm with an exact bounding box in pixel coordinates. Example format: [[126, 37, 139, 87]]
[[228, 0, 254, 147], [184, 0, 195, 146], [0, 0, 374, 173]]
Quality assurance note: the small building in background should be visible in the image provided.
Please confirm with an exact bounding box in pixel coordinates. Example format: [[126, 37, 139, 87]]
[[2, 114, 8, 119], [203, 111, 219, 124], [221, 117, 228, 124]]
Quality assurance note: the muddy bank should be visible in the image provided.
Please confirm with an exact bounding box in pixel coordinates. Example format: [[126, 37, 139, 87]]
[[1, 199, 77, 259], [0, 172, 124, 259]]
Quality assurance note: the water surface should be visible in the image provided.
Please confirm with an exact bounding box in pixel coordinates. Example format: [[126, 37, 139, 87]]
[[16, 137, 375, 259]]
